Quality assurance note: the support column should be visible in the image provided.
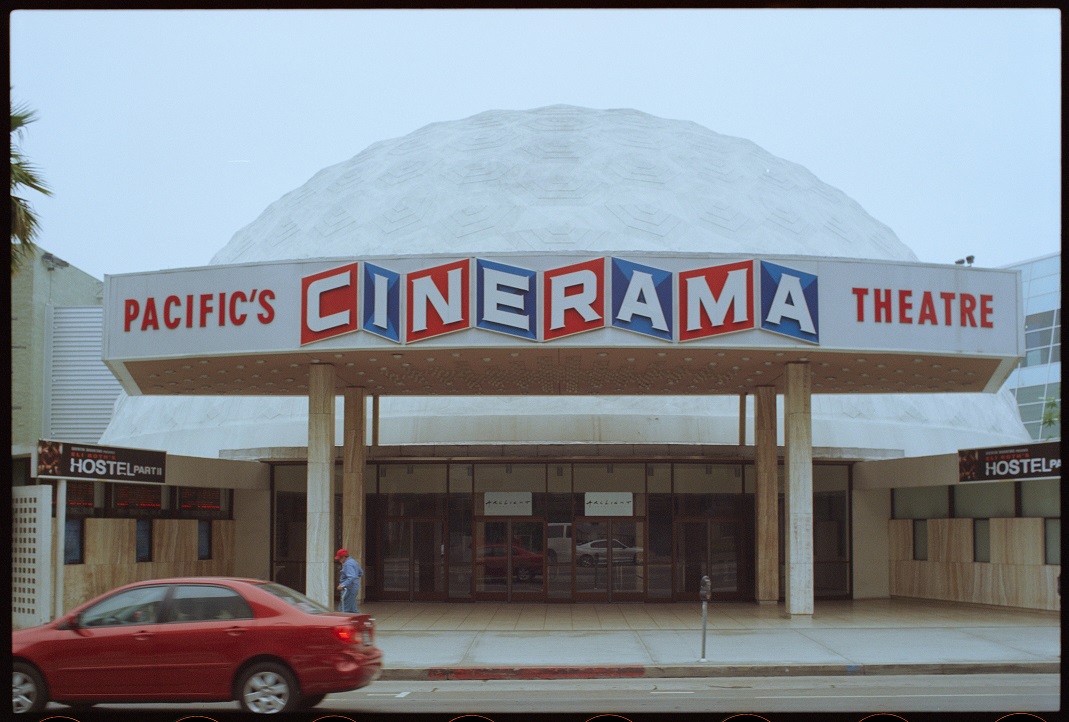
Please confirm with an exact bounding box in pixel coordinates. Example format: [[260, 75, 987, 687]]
[[738, 393, 748, 445], [54, 479, 67, 619], [342, 387, 368, 603], [785, 362, 814, 617], [755, 386, 779, 605], [306, 364, 336, 608], [372, 394, 380, 447]]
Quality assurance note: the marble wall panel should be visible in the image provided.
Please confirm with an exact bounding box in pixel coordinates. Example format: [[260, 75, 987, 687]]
[[990, 518, 1045, 566], [890, 559, 1060, 611], [61, 517, 238, 613], [888, 519, 913, 561], [154, 519, 198, 563], [85, 517, 136, 565], [927, 518, 974, 563]]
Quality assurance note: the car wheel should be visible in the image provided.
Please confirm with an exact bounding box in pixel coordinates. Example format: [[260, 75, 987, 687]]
[[578, 554, 594, 567], [516, 566, 532, 582], [13, 662, 47, 715], [237, 662, 298, 714], [298, 693, 326, 709]]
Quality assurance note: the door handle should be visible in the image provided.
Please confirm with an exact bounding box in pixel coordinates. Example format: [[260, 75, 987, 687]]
[[225, 626, 246, 637], [133, 631, 154, 641]]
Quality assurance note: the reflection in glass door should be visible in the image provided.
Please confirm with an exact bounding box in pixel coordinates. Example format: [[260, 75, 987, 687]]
[[380, 519, 446, 601], [473, 519, 545, 601], [675, 519, 744, 600], [574, 518, 645, 601]]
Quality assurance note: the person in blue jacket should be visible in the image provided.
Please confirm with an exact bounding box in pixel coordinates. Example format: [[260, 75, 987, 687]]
[[335, 548, 363, 613]]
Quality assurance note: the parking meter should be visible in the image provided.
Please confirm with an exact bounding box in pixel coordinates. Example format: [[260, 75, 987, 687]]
[[700, 575, 712, 602]]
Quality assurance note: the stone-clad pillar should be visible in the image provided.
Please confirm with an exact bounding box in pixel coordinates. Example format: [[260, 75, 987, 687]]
[[342, 387, 368, 603], [306, 364, 336, 608], [755, 385, 779, 604], [785, 362, 814, 617]]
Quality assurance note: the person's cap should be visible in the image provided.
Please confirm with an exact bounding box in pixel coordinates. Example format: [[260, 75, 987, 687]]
[[335, 548, 348, 560]]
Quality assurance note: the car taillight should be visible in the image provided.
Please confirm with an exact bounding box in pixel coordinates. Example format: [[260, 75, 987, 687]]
[[332, 625, 357, 643]]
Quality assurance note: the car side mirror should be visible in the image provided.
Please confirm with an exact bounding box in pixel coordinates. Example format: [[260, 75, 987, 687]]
[[58, 613, 81, 630]]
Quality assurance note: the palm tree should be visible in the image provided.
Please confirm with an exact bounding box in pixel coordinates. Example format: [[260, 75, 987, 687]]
[[10, 97, 52, 275], [1040, 396, 1060, 440]]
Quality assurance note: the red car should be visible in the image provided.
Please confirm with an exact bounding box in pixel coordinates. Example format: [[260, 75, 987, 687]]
[[12, 577, 382, 714]]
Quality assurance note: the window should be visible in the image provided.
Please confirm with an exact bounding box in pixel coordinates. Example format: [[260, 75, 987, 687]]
[[64, 518, 84, 565], [257, 581, 332, 614], [136, 518, 153, 562], [912, 520, 928, 561], [169, 584, 252, 622], [197, 519, 212, 560], [1024, 310, 1055, 333], [79, 585, 169, 627], [1021, 478, 1059, 517], [1024, 348, 1050, 367], [1026, 328, 1053, 349], [1045, 519, 1060, 565], [953, 483, 1015, 519], [1015, 385, 1047, 405], [892, 486, 948, 519], [973, 519, 990, 562]]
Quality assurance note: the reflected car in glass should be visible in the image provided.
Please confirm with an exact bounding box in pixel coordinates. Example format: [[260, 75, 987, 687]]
[[476, 544, 545, 582], [12, 577, 382, 714], [575, 538, 642, 567]]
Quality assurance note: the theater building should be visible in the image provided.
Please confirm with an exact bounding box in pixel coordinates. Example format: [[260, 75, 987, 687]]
[[19, 107, 1059, 622]]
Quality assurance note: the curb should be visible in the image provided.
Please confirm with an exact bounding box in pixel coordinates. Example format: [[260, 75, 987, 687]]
[[379, 661, 1060, 681]]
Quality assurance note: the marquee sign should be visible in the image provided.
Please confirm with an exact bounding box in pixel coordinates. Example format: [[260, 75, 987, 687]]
[[33, 440, 167, 484], [958, 442, 1061, 483], [105, 253, 1021, 363]]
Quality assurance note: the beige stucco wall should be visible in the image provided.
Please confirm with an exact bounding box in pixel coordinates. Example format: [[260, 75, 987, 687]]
[[233, 488, 272, 580], [850, 487, 891, 598], [854, 452, 959, 489]]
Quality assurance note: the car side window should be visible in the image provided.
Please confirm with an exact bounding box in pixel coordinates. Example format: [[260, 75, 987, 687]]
[[79, 586, 170, 627], [168, 584, 253, 622]]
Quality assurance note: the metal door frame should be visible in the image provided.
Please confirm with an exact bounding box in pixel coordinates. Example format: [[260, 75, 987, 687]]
[[472, 517, 547, 602], [377, 517, 448, 602], [571, 516, 645, 602]]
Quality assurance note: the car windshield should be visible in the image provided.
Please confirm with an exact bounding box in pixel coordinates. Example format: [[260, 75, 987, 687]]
[[255, 582, 333, 615]]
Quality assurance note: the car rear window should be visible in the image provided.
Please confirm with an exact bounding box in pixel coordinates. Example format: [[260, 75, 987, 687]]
[[170, 584, 253, 622], [256, 582, 333, 614]]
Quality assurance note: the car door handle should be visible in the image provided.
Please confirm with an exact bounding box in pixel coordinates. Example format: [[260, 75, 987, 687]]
[[133, 630, 154, 641], [225, 626, 246, 637]]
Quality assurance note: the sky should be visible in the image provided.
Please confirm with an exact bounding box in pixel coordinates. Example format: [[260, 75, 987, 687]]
[[9, 9, 1061, 282]]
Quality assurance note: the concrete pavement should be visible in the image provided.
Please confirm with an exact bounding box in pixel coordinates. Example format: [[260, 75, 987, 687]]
[[361, 598, 1061, 680]]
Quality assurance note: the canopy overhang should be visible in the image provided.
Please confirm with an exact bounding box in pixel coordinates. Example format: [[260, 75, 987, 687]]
[[103, 253, 1023, 398]]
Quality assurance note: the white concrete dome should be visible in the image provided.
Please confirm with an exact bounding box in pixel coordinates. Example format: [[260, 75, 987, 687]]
[[100, 106, 1028, 457]]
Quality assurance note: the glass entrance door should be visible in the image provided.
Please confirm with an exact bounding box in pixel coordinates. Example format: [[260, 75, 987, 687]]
[[674, 519, 747, 600], [380, 519, 446, 601], [473, 518, 546, 601], [574, 518, 645, 601]]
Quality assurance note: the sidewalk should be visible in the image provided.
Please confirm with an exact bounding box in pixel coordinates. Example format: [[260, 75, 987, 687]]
[[362, 598, 1061, 680]]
